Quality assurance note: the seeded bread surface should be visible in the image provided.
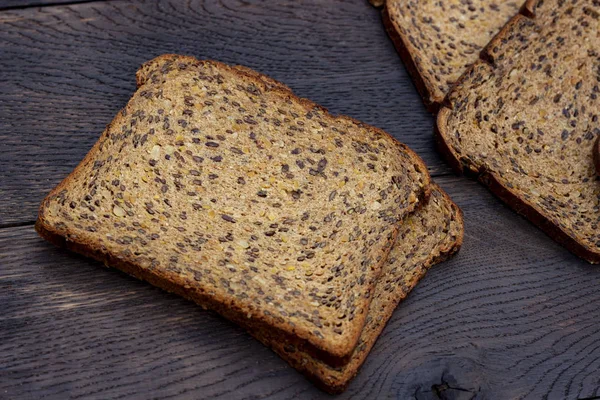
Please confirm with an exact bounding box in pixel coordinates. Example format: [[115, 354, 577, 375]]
[[383, 0, 521, 111], [437, 0, 600, 263], [249, 184, 464, 393], [36, 54, 430, 362]]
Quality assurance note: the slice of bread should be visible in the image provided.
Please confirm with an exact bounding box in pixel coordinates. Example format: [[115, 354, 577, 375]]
[[437, 0, 600, 263], [383, 0, 523, 111], [249, 183, 464, 393], [35, 54, 431, 364]]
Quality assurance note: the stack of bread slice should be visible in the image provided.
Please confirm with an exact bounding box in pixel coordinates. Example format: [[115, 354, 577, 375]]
[[382, 0, 599, 263], [436, 0, 600, 263], [35, 55, 463, 392]]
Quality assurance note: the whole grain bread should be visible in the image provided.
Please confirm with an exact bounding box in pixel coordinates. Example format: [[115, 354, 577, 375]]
[[436, 0, 600, 263], [383, 0, 524, 111], [249, 183, 464, 393], [36, 54, 431, 364]]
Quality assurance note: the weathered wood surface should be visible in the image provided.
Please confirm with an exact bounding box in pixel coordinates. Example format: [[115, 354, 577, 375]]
[[0, 0, 449, 227], [2, 0, 600, 399], [2, 176, 600, 400]]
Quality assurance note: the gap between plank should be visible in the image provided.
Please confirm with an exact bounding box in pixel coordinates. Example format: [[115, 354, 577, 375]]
[[0, 0, 113, 12], [0, 220, 36, 230], [430, 170, 456, 179]]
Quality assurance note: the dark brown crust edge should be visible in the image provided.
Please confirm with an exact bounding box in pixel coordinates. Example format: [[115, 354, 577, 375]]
[[520, 0, 538, 17], [36, 54, 433, 367], [435, 6, 600, 264], [248, 185, 465, 394], [382, 5, 442, 113], [594, 135, 600, 177]]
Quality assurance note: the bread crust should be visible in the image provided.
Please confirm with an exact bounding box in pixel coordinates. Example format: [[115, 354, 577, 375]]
[[382, 6, 442, 112], [520, 0, 538, 17], [435, 2, 600, 264], [37, 54, 432, 366], [594, 135, 600, 177]]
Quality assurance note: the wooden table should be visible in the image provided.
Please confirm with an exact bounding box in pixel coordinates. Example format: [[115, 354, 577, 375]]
[[2, 1, 600, 399]]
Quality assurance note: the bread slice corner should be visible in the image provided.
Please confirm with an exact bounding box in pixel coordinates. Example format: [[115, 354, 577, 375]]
[[248, 183, 464, 393], [382, 0, 522, 112]]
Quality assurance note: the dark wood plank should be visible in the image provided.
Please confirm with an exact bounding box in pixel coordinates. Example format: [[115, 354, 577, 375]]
[[0, 0, 109, 11], [0, 0, 450, 227], [2, 176, 599, 399]]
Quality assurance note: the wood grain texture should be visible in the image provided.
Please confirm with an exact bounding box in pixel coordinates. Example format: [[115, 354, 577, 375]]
[[0, 0, 449, 227], [3, 175, 600, 399]]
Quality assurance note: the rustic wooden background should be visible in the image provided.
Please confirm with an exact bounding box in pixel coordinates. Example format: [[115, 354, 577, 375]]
[[1, 1, 600, 399]]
